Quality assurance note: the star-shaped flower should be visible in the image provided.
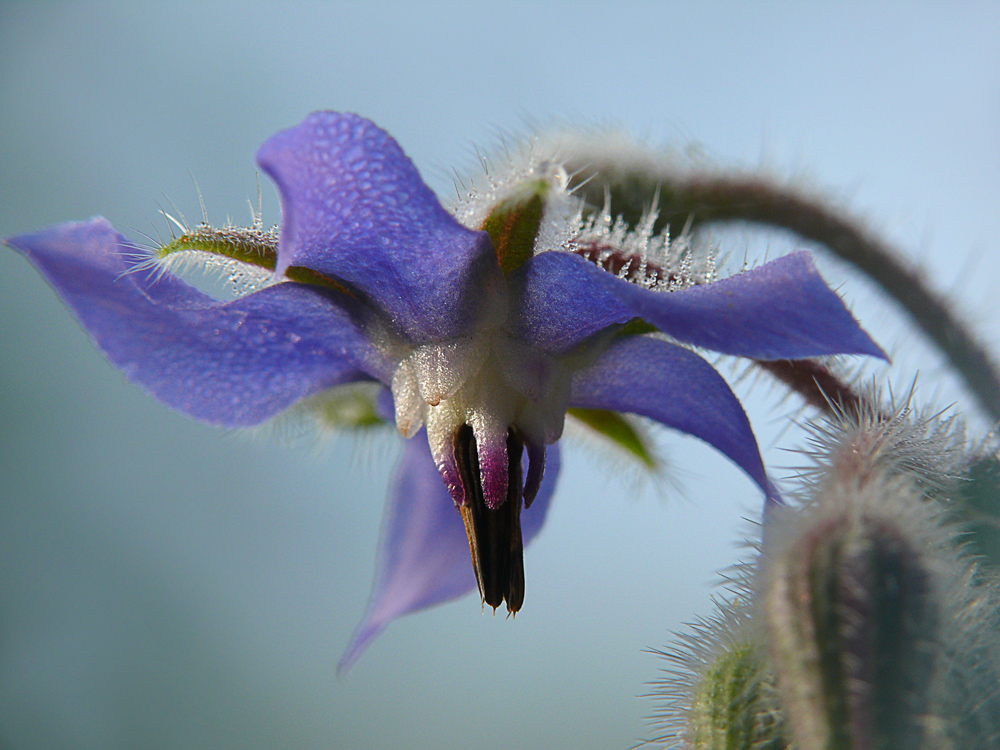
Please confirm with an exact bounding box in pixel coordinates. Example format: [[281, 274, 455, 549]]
[[5, 112, 884, 671]]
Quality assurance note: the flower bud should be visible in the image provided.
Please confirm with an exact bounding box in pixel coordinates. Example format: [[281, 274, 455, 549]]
[[647, 571, 791, 750], [686, 640, 789, 750], [763, 404, 1000, 750], [766, 500, 937, 750], [955, 454, 1000, 569], [648, 404, 1000, 750]]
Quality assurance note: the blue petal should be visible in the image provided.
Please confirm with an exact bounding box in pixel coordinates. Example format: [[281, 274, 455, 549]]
[[569, 335, 770, 495], [338, 434, 560, 673], [7, 218, 387, 427], [257, 112, 502, 342], [510, 250, 886, 360]]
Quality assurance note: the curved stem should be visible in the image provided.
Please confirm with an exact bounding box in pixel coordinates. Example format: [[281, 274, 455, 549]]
[[567, 165, 1000, 423]]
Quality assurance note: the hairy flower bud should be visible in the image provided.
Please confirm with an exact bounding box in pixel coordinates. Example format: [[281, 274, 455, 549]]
[[763, 404, 1000, 750], [687, 643, 788, 750], [645, 568, 791, 750], [647, 403, 1000, 750], [766, 499, 938, 749], [955, 454, 1000, 569]]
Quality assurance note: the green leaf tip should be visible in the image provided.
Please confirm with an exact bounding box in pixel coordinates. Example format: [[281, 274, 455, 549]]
[[567, 407, 657, 470], [480, 178, 548, 274]]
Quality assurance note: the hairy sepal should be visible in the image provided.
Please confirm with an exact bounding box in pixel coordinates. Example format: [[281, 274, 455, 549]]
[[156, 221, 351, 293]]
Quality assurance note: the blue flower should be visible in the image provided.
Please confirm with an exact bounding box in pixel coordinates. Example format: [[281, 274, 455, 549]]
[[5, 112, 884, 671]]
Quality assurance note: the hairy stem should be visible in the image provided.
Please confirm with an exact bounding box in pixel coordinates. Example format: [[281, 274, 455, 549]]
[[753, 359, 876, 420]]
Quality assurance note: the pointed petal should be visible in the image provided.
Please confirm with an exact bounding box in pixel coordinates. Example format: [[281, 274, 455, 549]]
[[7, 218, 386, 427], [510, 250, 886, 360], [569, 335, 769, 495], [339, 436, 560, 673], [256, 112, 502, 342]]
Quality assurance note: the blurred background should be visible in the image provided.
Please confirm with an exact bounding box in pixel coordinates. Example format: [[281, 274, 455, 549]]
[[1, 2, 998, 748]]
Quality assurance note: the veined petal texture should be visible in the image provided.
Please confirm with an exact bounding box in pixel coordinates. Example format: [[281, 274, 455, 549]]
[[510, 250, 885, 360], [7, 218, 385, 427], [257, 112, 501, 342], [569, 335, 770, 495]]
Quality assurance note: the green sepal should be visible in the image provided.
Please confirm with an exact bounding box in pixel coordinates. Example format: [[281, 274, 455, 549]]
[[615, 318, 658, 337], [159, 223, 279, 268], [297, 384, 388, 430], [567, 407, 657, 470], [480, 179, 548, 274], [158, 223, 350, 293]]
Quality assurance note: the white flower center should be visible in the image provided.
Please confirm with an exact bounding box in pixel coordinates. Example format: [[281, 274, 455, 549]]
[[390, 322, 570, 477]]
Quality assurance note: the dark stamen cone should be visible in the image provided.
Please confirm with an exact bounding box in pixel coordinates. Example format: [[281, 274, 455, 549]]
[[455, 424, 526, 613], [505, 429, 525, 613]]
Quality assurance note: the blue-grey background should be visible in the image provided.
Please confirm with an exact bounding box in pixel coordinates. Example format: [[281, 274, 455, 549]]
[[1, 2, 998, 748]]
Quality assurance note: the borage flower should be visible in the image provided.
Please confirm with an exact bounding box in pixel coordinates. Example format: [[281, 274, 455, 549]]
[[6, 112, 884, 671]]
